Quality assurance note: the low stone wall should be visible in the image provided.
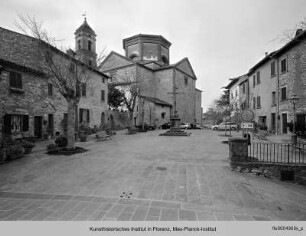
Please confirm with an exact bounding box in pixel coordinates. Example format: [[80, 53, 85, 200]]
[[229, 138, 306, 185]]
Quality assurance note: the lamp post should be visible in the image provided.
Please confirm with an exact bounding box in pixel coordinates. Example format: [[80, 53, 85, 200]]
[[290, 94, 300, 144]]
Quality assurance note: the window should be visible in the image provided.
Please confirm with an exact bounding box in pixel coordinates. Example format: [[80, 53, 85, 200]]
[[101, 90, 105, 102], [281, 87, 287, 100], [281, 59, 287, 73], [231, 92, 233, 99], [88, 40, 92, 51], [81, 83, 86, 97], [253, 75, 256, 87], [78, 40, 81, 50], [184, 76, 188, 85], [88, 60, 92, 67], [4, 114, 29, 133], [9, 71, 22, 89], [271, 61, 276, 77], [242, 83, 246, 94], [257, 96, 261, 109], [102, 77, 105, 83], [48, 83, 53, 96], [11, 115, 22, 132], [161, 112, 166, 119], [256, 71, 260, 84], [79, 108, 90, 124], [253, 97, 256, 110], [272, 91, 276, 106]]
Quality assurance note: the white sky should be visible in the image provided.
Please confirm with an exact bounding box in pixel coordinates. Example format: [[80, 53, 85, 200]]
[[1, 0, 306, 111]]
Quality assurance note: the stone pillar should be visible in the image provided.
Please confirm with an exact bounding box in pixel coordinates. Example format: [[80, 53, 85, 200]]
[[228, 138, 248, 163]]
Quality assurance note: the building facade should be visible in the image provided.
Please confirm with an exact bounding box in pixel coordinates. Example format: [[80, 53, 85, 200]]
[[0, 20, 108, 141], [225, 29, 306, 134], [100, 34, 202, 127]]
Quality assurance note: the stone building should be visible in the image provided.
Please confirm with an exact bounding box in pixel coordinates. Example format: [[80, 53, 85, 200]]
[[100, 34, 202, 127], [225, 29, 306, 134], [0, 20, 108, 141]]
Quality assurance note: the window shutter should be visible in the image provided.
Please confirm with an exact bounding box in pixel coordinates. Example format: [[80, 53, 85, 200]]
[[79, 109, 83, 123], [101, 90, 105, 101], [9, 72, 15, 87], [23, 115, 29, 132], [17, 73, 22, 89], [3, 114, 12, 134], [87, 110, 90, 123]]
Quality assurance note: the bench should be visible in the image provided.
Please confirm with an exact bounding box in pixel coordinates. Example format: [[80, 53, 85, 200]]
[[95, 131, 111, 142]]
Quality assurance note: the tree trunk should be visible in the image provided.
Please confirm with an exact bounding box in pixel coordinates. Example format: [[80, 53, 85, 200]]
[[128, 110, 134, 133], [67, 99, 76, 149]]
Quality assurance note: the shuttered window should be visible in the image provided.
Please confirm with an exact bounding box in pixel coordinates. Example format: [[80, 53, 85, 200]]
[[48, 83, 53, 96], [9, 71, 22, 89], [101, 90, 105, 102]]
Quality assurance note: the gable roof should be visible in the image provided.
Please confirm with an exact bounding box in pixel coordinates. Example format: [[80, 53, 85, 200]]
[[99, 51, 134, 72], [224, 77, 240, 90], [174, 58, 197, 79], [140, 95, 172, 107], [0, 27, 108, 78]]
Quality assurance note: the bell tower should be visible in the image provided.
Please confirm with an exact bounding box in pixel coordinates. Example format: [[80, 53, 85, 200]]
[[75, 17, 97, 68]]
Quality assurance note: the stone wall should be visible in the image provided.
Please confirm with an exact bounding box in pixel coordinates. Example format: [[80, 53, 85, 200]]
[[175, 69, 196, 123]]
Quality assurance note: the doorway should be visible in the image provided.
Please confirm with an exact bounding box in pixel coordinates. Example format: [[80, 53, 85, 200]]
[[34, 116, 43, 139], [282, 113, 287, 134], [48, 114, 54, 137]]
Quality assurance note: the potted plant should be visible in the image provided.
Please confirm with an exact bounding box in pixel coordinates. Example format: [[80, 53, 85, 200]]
[[22, 140, 35, 154]]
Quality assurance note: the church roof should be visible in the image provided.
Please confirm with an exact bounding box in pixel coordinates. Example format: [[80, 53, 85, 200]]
[[75, 18, 96, 35]]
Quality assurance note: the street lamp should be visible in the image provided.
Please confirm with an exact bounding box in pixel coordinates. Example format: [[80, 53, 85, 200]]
[[290, 94, 300, 144]]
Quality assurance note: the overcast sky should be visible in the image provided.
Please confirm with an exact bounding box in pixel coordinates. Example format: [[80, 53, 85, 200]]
[[1, 0, 306, 111]]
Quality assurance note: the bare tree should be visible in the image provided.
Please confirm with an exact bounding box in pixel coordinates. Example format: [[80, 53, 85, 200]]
[[275, 17, 306, 43], [16, 15, 93, 149]]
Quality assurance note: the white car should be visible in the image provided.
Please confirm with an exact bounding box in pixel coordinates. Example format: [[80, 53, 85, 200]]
[[180, 123, 191, 129], [212, 122, 238, 131]]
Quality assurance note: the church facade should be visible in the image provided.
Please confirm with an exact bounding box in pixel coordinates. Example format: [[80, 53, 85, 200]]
[[100, 34, 202, 127]]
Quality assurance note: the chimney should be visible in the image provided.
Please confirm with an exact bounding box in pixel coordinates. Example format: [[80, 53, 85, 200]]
[[66, 49, 76, 58], [265, 52, 268, 57], [295, 29, 303, 37]]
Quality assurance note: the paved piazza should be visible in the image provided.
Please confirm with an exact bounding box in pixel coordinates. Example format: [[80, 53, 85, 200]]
[[0, 130, 306, 221]]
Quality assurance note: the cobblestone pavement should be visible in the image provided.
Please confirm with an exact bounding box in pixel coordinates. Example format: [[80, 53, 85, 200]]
[[0, 130, 306, 221]]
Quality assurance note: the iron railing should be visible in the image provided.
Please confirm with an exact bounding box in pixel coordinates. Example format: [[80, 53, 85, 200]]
[[248, 142, 306, 164]]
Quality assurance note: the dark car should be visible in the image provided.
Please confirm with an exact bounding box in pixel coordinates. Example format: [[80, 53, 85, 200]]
[[136, 123, 156, 131], [190, 123, 202, 129], [161, 122, 171, 129]]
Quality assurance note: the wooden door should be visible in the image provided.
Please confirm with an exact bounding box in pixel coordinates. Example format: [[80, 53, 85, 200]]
[[34, 116, 43, 139]]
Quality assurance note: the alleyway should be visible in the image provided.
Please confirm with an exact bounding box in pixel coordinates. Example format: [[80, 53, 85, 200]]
[[0, 130, 306, 221]]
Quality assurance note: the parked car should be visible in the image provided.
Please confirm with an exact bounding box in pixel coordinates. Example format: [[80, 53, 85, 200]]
[[180, 123, 191, 129], [190, 123, 202, 129], [136, 123, 156, 131], [212, 122, 238, 131], [161, 122, 171, 129]]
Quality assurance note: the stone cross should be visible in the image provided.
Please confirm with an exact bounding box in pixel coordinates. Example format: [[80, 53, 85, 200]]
[[167, 85, 183, 118]]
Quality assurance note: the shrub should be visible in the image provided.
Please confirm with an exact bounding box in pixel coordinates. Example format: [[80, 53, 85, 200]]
[[55, 135, 68, 147], [47, 143, 57, 151], [22, 141, 35, 148]]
